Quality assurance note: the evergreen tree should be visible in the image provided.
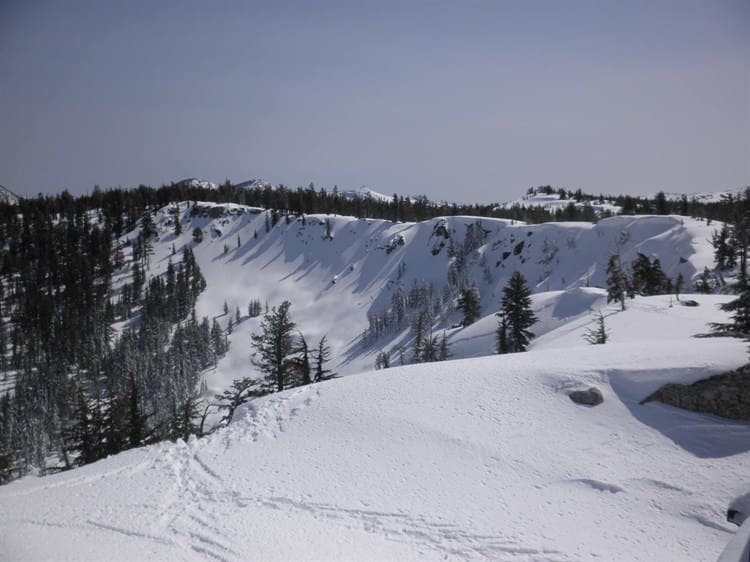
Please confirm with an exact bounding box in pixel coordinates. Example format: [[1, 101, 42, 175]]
[[313, 336, 334, 381], [606, 254, 628, 310], [291, 333, 312, 386], [718, 274, 750, 335], [420, 332, 439, 362], [583, 312, 609, 344], [192, 227, 203, 243], [211, 319, 227, 361], [457, 286, 481, 327], [712, 224, 735, 270], [695, 267, 713, 294], [438, 331, 451, 361], [498, 271, 537, 352], [250, 301, 296, 392], [215, 378, 262, 427], [172, 205, 182, 236], [375, 350, 390, 370]]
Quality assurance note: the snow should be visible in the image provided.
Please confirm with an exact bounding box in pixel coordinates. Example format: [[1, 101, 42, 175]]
[[654, 189, 746, 204], [175, 178, 220, 190], [232, 178, 274, 191], [340, 185, 397, 203], [138, 205, 721, 388], [497, 190, 621, 216], [1, 323, 748, 561], [3, 202, 748, 560]]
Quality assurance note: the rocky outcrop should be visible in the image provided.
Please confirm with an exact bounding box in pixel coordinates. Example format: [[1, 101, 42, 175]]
[[640, 364, 750, 421], [569, 387, 603, 406]]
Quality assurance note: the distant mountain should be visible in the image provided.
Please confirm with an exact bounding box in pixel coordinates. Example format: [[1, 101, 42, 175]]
[[652, 189, 746, 204], [232, 179, 275, 191], [0, 185, 19, 205], [340, 186, 395, 203], [498, 187, 621, 216], [174, 178, 219, 190]]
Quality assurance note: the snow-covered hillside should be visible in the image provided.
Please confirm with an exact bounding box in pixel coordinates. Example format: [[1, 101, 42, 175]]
[[498, 190, 621, 216], [175, 178, 220, 190], [134, 203, 719, 390], [340, 185, 398, 203], [1, 292, 747, 561]]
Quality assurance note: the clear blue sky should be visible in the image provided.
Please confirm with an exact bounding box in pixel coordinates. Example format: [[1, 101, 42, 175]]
[[1, 0, 748, 202]]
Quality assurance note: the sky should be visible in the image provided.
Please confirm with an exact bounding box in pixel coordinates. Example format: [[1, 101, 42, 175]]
[[1, 0, 748, 203]]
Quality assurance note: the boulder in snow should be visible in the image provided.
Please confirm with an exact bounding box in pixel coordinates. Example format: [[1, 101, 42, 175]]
[[569, 387, 603, 406]]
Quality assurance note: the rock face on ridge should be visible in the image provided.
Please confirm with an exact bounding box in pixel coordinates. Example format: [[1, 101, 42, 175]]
[[641, 364, 750, 421]]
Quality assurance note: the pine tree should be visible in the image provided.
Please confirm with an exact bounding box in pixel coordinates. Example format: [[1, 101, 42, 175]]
[[457, 286, 481, 327], [375, 350, 390, 370], [712, 224, 735, 270], [438, 331, 451, 361], [718, 274, 750, 335], [695, 267, 713, 294], [583, 312, 609, 344], [420, 332, 439, 362], [291, 333, 312, 386], [313, 336, 334, 381], [606, 254, 628, 310], [172, 205, 182, 236], [215, 377, 262, 427], [192, 227, 203, 243], [250, 301, 296, 392], [496, 312, 509, 354], [211, 318, 226, 360], [498, 271, 537, 352]]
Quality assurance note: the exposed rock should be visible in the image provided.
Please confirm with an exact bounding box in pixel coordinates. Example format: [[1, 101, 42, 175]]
[[681, 299, 699, 307], [569, 387, 603, 406], [640, 364, 750, 421]]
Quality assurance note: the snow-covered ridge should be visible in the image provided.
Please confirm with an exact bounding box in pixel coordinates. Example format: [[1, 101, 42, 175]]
[[174, 178, 220, 190], [1, 328, 747, 561], [232, 178, 275, 191], [652, 189, 746, 204], [339, 185, 395, 203], [498, 190, 621, 215], [137, 203, 722, 382]]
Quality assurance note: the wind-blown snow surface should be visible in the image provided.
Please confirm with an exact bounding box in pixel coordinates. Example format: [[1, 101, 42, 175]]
[[1, 327, 748, 561]]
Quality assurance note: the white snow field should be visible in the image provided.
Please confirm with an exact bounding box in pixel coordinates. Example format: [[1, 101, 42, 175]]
[[1, 293, 749, 561], [2, 204, 748, 560]]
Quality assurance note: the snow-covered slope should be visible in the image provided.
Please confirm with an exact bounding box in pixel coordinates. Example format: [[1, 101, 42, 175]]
[[654, 189, 745, 204], [1, 297, 747, 561], [140, 203, 720, 390], [174, 178, 220, 190], [498, 191, 621, 215], [340, 185, 396, 203], [232, 178, 274, 191]]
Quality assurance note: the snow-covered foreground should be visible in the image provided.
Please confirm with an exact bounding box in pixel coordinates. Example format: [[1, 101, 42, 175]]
[[1, 321, 748, 561]]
